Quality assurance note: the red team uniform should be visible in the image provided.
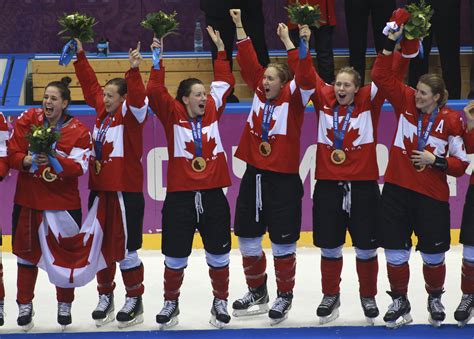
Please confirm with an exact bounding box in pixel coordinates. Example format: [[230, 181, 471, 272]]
[[0, 112, 9, 325], [74, 50, 148, 327]]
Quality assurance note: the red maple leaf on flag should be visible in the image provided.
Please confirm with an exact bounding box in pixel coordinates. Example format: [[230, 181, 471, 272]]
[[326, 126, 361, 149], [46, 230, 93, 283], [100, 140, 114, 160], [184, 133, 218, 159], [250, 109, 275, 136]]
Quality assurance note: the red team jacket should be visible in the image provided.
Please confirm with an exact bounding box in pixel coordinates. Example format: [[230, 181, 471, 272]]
[[372, 53, 469, 201], [463, 128, 474, 185], [146, 51, 234, 192], [74, 51, 148, 193], [0, 113, 8, 179], [8, 108, 91, 210], [288, 50, 409, 181], [234, 38, 316, 174]]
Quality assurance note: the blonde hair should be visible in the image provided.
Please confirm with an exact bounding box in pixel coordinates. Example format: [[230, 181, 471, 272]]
[[266, 62, 293, 84], [336, 67, 362, 88], [418, 73, 449, 107]]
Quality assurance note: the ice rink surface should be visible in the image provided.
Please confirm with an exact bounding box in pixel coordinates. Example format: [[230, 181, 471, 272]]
[[0, 245, 473, 337]]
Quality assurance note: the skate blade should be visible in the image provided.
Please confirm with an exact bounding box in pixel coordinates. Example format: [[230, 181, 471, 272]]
[[232, 304, 269, 317], [209, 315, 228, 329], [457, 311, 473, 327], [269, 313, 288, 326], [158, 317, 179, 330], [117, 313, 144, 329], [60, 324, 68, 332], [21, 321, 34, 332], [94, 312, 115, 328], [319, 308, 340, 325], [385, 313, 413, 329], [428, 315, 444, 328], [365, 316, 376, 326]]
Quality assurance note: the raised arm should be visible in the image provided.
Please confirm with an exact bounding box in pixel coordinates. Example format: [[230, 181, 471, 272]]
[[207, 26, 235, 118], [72, 39, 104, 110], [125, 41, 148, 124], [146, 37, 176, 125]]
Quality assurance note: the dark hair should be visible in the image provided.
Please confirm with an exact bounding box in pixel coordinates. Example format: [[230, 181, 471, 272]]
[[105, 78, 127, 96], [176, 78, 204, 106], [418, 73, 449, 106], [266, 62, 293, 84], [45, 76, 72, 102], [336, 67, 362, 88]]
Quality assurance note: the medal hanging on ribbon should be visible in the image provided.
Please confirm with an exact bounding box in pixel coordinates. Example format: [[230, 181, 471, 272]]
[[190, 117, 206, 172], [415, 108, 439, 172], [259, 102, 276, 157], [94, 113, 114, 175], [331, 105, 354, 165]]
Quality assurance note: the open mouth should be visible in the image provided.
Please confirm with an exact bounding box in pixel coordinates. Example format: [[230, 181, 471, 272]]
[[265, 88, 270, 93], [199, 104, 205, 109], [338, 94, 346, 99], [44, 107, 54, 114]]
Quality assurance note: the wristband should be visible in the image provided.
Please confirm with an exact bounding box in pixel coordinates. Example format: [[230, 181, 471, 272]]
[[433, 155, 448, 171], [383, 38, 397, 52]]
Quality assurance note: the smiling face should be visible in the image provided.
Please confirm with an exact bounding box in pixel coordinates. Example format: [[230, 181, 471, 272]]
[[42, 86, 68, 124], [183, 83, 207, 118], [334, 72, 359, 106], [103, 84, 125, 113], [262, 67, 284, 100], [415, 82, 440, 113]]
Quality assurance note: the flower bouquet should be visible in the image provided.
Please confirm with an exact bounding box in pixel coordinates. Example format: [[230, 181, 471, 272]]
[[57, 12, 98, 65], [401, 0, 433, 58], [26, 125, 63, 181], [141, 11, 179, 69]]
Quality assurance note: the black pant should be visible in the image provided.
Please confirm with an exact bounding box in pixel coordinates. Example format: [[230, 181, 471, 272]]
[[289, 26, 335, 84], [407, 0, 461, 99], [344, 0, 396, 84]]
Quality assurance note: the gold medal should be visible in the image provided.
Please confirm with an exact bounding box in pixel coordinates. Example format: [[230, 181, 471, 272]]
[[259, 141, 272, 157], [191, 157, 206, 172], [42, 166, 58, 182], [94, 160, 102, 175], [415, 164, 426, 172], [331, 149, 346, 165]]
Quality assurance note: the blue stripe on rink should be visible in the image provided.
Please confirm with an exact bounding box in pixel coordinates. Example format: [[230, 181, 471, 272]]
[[2, 325, 474, 339]]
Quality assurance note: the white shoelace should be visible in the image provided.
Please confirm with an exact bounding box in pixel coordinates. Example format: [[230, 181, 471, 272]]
[[213, 298, 229, 315], [95, 294, 111, 312], [120, 297, 137, 314], [18, 303, 32, 317], [159, 300, 178, 317], [271, 297, 290, 313], [458, 294, 473, 311], [58, 302, 71, 316]]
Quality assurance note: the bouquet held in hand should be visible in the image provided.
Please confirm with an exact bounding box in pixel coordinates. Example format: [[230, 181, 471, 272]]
[[58, 12, 97, 65]]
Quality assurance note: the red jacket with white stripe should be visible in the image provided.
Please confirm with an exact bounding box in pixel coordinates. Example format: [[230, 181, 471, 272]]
[[74, 51, 148, 192], [235, 38, 316, 174], [372, 53, 469, 201], [146, 51, 234, 192], [8, 108, 91, 210], [0, 112, 8, 179]]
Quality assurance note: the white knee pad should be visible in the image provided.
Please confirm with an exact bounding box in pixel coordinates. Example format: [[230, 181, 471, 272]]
[[119, 251, 142, 270], [164, 256, 188, 270], [321, 246, 343, 259], [385, 249, 411, 265], [238, 236, 263, 257], [355, 248, 377, 260], [421, 252, 445, 265], [17, 257, 35, 266], [206, 251, 230, 268], [463, 245, 474, 262], [271, 242, 296, 257]]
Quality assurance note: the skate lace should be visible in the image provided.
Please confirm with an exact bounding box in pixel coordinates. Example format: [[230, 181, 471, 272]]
[[458, 294, 474, 311], [95, 294, 111, 312], [213, 298, 229, 316], [271, 296, 291, 313], [387, 297, 403, 314], [239, 291, 257, 305], [320, 295, 338, 308], [361, 297, 377, 310], [120, 297, 137, 314], [18, 303, 32, 317], [58, 302, 71, 316], [159, 300, 178, 317], [428, 296, 445, 313]]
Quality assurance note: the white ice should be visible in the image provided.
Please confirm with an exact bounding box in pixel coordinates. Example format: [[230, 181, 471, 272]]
[[0, 245, 467, 333]]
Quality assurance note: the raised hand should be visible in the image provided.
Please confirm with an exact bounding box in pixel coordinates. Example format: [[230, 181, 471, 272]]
[[229, 9, 242, 27], [129, 41, 142, 68], [277, 23, 289, 40], [298, 24, 311, 44], [151, 37, 163, 55], [206, 26, 224, 52], [73, 38, 83, 53], [388, 24, 404, 42], [464, 100, 474, 131]]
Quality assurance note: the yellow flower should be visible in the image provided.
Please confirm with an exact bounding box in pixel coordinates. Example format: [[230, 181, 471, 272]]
[[33, 130, 39, 137], [46, 128, 51, 133]]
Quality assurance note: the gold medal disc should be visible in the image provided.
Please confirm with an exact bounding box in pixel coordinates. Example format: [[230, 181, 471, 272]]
[[42, 166, 58, 182], [259, 141, 272, 157], [415, 164, 426, 172], [192, 157, 207, 172], [331, 149, 346, 165], [94, 160, 102, 175]]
